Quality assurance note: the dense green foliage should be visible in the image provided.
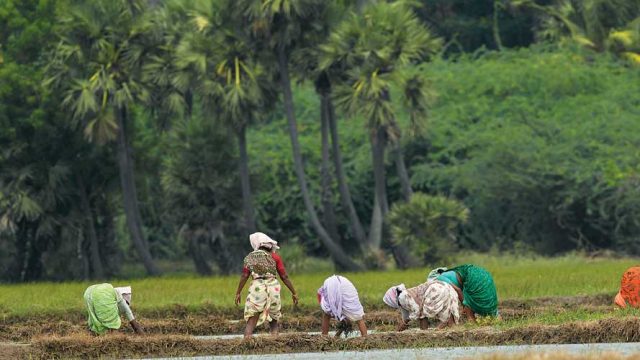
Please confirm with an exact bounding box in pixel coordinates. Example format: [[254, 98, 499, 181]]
[[414, 48, 640, 254], [1, 0, 640, 281]]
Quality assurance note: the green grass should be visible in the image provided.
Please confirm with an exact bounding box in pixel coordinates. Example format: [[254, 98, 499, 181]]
[[0, 254, 637, 318]]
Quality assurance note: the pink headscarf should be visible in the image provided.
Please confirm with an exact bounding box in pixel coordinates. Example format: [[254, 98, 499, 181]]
[[249, 232, 280, 251], [383, 284, 406, 309]]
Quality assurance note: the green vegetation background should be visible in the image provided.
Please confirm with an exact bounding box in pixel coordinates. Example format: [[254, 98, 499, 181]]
[[2, 0, 640, 282]]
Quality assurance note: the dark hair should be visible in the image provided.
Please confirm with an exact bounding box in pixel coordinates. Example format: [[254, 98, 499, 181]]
[[258, 245, 273, 252]]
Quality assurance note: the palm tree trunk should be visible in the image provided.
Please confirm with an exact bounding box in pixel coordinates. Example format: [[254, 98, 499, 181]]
[[116, 107, 160, 276], [320, 92, 340, 242], [237, 126, 256, 233], [372, 126, 389, 214], [208, 226, 236, 274], [368, 195, 383, 249], [327, 97, 368, 248], [392, 142, 413, 202], [493, 0, 504, 51], [367, 126, 388, 249], [77, 175, 104, 278], [356, 0, 368, 13], [188, 233, 213, 276], [277, 43, 361, 271], [391, 243, 420, 269]]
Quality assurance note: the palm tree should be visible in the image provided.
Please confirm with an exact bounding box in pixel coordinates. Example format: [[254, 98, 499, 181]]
[[237, 0, 362, 270], [46, 0, 160, 275], [167, 0, 276, 235], [291, 0, 369, 249], [321, 1, 442, 251]]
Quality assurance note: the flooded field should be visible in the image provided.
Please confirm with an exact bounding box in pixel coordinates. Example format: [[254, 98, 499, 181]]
[[3, 294, 640, 359]]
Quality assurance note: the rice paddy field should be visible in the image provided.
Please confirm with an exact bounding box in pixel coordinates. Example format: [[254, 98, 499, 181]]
[[2, 254, 640, 359]]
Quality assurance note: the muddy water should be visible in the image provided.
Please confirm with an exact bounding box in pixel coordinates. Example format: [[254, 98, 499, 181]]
[[148, 342, 640, 360], [193, 330, 378, 340]]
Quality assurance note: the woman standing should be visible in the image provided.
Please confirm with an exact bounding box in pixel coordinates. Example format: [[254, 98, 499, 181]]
[[436, 264, 499, 320], [318, 275, 367, 337], [383, 280, 460, 330], [83, 284, 143, 335], [235, 232, 298, 338]]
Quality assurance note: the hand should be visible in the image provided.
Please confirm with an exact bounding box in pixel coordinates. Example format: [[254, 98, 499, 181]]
[[130, 319, 144, 335], [292, 293, 299, 306], [396, 321, 408, 332], [235, 292, 242, 306]]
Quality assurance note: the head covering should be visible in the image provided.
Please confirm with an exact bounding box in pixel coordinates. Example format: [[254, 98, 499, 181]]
[[249, 232, 280, 251], [383, 284, 406, 309], [422, 280, 460, 324], [427, 267, 448, 282], [115, 286, 132, 305], [318, 275, 365, 321]]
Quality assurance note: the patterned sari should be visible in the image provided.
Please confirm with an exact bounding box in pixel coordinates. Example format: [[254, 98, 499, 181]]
[[243, 250, 282, 326]]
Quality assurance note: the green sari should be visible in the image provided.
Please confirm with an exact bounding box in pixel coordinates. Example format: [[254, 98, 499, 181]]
[[450, 264, 498, 316], [84, 283, 122, 334]]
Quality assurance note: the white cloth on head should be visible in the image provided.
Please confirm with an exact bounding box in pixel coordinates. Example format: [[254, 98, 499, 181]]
[[318, 275, 364, 321], [422, 280, 460, 324], [113, 286, 134, 317], [249, 232, 280, 251], [383, 284, 406, 309], [114, 286, 132, 304]]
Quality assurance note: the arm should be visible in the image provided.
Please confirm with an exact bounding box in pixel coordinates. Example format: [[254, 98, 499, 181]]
[[280, 274, 299, 305], [116, 295, 142, 334], [357, 319, 368, 337], [273, 253, 298, 305], [463, 306, 476, 323], [321, 312, 331, 336], [397, 309, 410, 331], [451, 284, 464, 303], [235, 271, 250, 305]]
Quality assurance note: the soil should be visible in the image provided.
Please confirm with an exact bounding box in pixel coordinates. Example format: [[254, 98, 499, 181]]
[[0, 294, 631, 359], [20, 318, 640, 359], [0, 342, 29, 360]]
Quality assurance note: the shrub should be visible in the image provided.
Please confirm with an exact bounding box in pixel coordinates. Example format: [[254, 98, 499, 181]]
[[388, 193, 469, 264]]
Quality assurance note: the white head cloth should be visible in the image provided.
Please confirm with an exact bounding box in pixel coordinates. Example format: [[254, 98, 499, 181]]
[[383, 284, 406, 309], [249, 232, 280, 251], [115, 286, 132, 304]]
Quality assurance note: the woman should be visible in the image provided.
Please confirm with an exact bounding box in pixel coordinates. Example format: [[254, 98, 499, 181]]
[[235, 232, 298, 338], [615, 266, 640, 308], [383, 280, 459, 330], [83, 284, 143, 335], [435, 264, 498, 320], [317, 275, 367, 337]]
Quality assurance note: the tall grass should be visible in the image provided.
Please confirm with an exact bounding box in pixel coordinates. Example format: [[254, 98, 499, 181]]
[[0, 254, 637, 318]]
